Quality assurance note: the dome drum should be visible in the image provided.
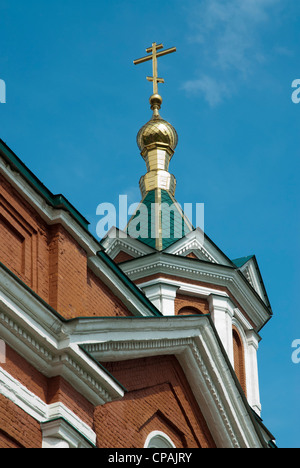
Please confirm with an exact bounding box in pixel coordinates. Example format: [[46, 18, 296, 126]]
[[139, 171, 176, 198]]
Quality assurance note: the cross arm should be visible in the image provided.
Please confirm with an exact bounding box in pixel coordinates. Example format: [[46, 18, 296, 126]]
[[133, 55, 153, 65], [133, 46, 176, 65], [155, 47, 176, 59]]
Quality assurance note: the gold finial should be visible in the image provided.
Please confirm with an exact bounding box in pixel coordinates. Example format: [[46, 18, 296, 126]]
[[134, 43, 178, 199], [133, 42, 176, 97]]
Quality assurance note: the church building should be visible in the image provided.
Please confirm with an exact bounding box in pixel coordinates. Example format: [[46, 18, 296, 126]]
[[0, 43, 276, 448]]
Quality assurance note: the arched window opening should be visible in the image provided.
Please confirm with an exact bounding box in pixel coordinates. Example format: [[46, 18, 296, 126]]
[[177, 306, 203, 316], [232, 327, 247, 396], [144, 431, 176, 448]]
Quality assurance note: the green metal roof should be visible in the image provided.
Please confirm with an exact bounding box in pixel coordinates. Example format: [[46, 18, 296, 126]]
[[127, 190, 156, 249], [0, 138, 90, 231], [231, 255, 254, 268], [0, 138, 164, 318], [126, 189, 193, 250]]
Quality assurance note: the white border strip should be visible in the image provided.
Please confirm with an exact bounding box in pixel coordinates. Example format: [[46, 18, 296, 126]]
[[0, 365, 96, 445]]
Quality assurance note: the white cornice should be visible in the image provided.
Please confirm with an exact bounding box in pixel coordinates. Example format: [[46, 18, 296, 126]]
[[164, 228, 233, 267], [119, 253, 271, 330], [41, 417, 94, 448], [0, 365, 96, 446], [0, 261, 273, 448], [138, 277, 228, 300], [0, 264, 125, 406], [66, 315, 268, 448], [101, 227, 154, 260], [239, 260, 266, 302]]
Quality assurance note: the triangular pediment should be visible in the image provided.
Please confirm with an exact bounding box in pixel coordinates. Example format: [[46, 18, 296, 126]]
[[163, 228, 234, 267], [101, 225, 234, 268], [101, 226, 155, 261], [232, 255, 270, 307], [81, 315, 274, 448]]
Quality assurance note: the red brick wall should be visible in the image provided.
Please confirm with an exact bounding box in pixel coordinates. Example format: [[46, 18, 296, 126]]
[[175, 293, 209, 315], [0, 393, 42, 448], [113, 251, 135, 264], [0, 343, 94, 448], [87, 268, 132, 317], [232, 326, 247, 396], [135, 273, 256, 328], [0, 346, 217, 449], [47, 376, 94, 427], [0, 346, 44, 448], [95, 356, 216, 448], [0, 173, 49, 303], [0, 428, 23, 448], [48, 223, 88, 318], [186, 252, 198, 259], [1, 344, 48, 402], [0, 174, 132, 319]]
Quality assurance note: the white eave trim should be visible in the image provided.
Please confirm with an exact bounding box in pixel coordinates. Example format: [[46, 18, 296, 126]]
[[0, 155, 101, 257], [119, 253, 271, 330], [239, 258, 267, 303], [0, 263, 125, 406], [164, 228, 233, 267], [65, 315, 267, 449], [101, 227, 155, 260], [0, 365, 96, 446]]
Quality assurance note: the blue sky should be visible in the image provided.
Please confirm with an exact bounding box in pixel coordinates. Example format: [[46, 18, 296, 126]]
[[0, 0, 299, 448]]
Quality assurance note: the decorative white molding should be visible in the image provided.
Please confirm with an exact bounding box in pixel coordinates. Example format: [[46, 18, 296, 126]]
[[126, 261, 232, 283], [120, 253, 271, 331], [233, 307, 253, 331], [139, 277, 227, 301], [74, 315, 268, 448], [101, 228, 154, 260], [208, 295, 234, 365], [41, 418, 94, 448], [136, 276, 262, 418], [173, 240, 217, 264], [107, 240, 144, 259], [0, 264, 125, 407], [42, 437, 70, 448], [0, 366, 96, 446], [164, 228, 232, 267], [231, 317, 261, 416], [245, 329, 262, 415], [239, 260, 266, 303], [141, 282, 179, 316], [144, 431, 176, 448]]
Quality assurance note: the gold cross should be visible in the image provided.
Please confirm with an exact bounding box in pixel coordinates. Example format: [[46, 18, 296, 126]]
[[133, 42, 176, 95]]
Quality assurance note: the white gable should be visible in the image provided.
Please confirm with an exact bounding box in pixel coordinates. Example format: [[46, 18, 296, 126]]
[[237, 257, 269, 305], [164, 228, 233, 267]]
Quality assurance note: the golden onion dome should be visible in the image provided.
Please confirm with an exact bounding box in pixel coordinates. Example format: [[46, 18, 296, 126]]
[[136, 94, 178, 152], [137, 117, 178, 152]]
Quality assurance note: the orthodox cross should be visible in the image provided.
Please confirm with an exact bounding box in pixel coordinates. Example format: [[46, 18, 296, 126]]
[[133, 42, 176, 95]]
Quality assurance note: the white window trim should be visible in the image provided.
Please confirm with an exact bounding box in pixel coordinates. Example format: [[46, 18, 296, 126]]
[[144, 431, 176, 448]]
